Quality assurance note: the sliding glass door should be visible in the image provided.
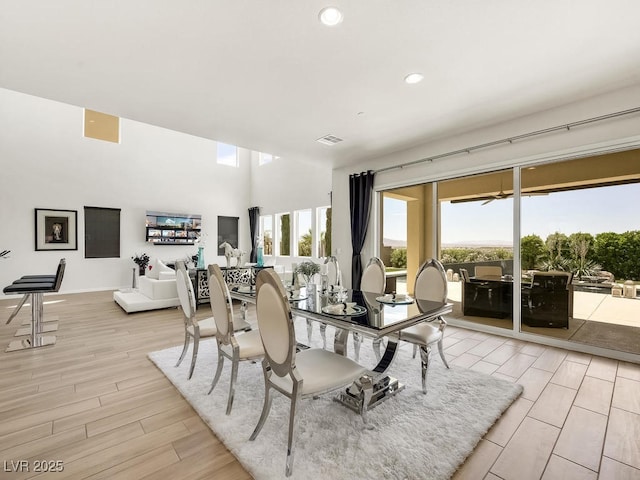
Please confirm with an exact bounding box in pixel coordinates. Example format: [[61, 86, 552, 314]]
[[519, 151, 640, 355], [438, 170, 514, 330], [378, 149, 640, 357]]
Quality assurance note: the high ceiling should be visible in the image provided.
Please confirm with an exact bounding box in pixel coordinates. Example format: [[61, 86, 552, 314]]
[[2, 1, 640, 169]]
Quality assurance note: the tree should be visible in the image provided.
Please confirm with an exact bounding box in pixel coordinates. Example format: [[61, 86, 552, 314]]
[[263, 231, 272, 255], [280, 214, 290, 255], [324, 207, 332, 256], [538, 232, 571, 271], [568, 232, 600, 278], [390, 248, 407, 268], [298, 229, 312, 256], [594, 230, 640, 280], [520, 234, 545, 270]]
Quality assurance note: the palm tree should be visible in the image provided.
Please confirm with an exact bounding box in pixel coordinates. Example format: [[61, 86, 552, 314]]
[[299, 229, 312, 256]]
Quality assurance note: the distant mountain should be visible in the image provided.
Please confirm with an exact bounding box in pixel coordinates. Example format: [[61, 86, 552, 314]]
[[383, 238, 407, 248], [442, 240, 513, 248], [383, 238, 512, 248]]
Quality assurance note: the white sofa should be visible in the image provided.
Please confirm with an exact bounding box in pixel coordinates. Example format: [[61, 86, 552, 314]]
[[113, 259, 180, 313]]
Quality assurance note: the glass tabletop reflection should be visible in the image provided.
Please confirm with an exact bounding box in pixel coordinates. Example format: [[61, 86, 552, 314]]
[[229, 285, 450, 337]]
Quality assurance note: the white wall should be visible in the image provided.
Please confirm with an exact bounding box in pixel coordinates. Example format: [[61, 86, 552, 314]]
[[250, 153, 333, 270], [332, 84, 640, 287], [0, 88, 254, 293], [250, 153, 332, 214]]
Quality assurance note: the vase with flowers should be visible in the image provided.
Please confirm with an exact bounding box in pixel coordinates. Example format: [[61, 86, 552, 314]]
[[295, 261, 320, 291], [132, 253, 150, 276]]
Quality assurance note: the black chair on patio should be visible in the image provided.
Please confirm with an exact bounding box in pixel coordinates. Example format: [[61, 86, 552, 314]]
[[521, 271, 573, 328]]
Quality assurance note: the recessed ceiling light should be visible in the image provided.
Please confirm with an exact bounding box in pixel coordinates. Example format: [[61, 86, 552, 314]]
[[404, 73, 424, 84], [319, 7, 343, 26]]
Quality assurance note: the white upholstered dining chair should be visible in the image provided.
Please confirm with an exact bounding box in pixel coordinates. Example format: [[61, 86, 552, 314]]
[[360, 256, 386, 294], [250, 268, 368, 477], [207, 264, 265, 414], [361, 257, 388, 361], [307, 256, 341, 349], [175, 260, 217, 379], [397, 258, 450, 393]]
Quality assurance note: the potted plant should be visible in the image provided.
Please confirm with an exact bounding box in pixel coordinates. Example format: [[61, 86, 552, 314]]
[[132, 253, 150, 275]]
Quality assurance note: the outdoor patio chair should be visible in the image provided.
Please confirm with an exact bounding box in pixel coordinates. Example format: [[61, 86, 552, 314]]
[[522, 271, 573, 328], [474, 265, 503, 279]]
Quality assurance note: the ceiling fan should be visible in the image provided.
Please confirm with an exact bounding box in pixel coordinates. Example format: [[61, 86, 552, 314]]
[[452, 183, 548, 205], [482, 184, 509, 205], [449, 180, 549, 205], [481, 188, 548, 205]]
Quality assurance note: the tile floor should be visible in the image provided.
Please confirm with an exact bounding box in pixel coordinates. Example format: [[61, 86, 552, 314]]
[[444, 325, 640, 479]]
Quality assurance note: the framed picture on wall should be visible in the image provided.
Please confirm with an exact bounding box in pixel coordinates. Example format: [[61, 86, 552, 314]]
[[35, 208, 78, 251]]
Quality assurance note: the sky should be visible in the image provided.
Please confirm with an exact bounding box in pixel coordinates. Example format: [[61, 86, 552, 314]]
[[383, 197, 408, 242], [384, 183, 640, 246], [297, 210, 312, 239]]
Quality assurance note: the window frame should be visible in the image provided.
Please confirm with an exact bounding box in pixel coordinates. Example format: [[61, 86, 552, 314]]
[[294, 208, 313, 257], [260, 214, 274, 256], [217, 142, 239, 167]]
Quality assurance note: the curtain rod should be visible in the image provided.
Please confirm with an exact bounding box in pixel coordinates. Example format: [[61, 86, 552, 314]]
[[374, 106, 640, 174]]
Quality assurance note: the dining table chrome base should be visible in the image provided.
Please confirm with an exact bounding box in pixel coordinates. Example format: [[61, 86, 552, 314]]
[[335, 374, 405, 413], [235, 300, 254, 332], [333, 329, 406, 412]]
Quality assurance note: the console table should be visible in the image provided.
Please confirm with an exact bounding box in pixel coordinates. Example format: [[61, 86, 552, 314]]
[[190, 266, 273, 305]]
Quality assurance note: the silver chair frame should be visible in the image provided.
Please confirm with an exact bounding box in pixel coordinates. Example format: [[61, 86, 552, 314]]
[[175, 260, 206, 379], [250, 268, 369, 477], [362, 256, 387, 362], [207, 264, 264, 414], [406, 258, 450, 393], [307, 256, 341, 349]]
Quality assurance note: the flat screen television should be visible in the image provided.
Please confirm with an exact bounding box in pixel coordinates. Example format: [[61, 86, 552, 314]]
[[145, 211, 202, 245]]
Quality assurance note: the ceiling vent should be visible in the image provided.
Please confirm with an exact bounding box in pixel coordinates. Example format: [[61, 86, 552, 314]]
[[316, 134, 343, 146]]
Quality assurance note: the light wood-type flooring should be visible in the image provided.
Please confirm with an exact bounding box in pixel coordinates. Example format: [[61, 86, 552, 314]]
[[1, 291, 639, 479]]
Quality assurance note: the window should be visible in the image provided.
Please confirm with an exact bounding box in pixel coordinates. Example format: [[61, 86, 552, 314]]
[[260, 215, 273, 255], [295, 209, 312, 257], [84, 206, 121, 258], [217, 216, 239, 254], [519, 153, 640, 342], [382, 196, 407, 267], [317, 206, 332, 257], [258, 152, 278, 166], [439, 170, 514, 327], [217, 142, 239, 167], [276, 213, 290, 256]]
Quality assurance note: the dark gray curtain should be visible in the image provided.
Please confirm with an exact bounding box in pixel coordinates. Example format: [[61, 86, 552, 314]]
[[248, 206, 260, 263], [349, 171, 375, 290]]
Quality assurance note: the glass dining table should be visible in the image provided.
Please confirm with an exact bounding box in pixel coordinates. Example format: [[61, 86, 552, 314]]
[[229, 284, 452, 412]]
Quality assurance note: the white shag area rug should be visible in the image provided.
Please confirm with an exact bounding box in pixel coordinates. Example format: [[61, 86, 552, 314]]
[[148, 323, 522, 480]]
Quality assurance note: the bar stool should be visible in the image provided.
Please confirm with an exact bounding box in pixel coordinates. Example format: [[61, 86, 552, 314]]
[[3, 258, 66, 352]]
